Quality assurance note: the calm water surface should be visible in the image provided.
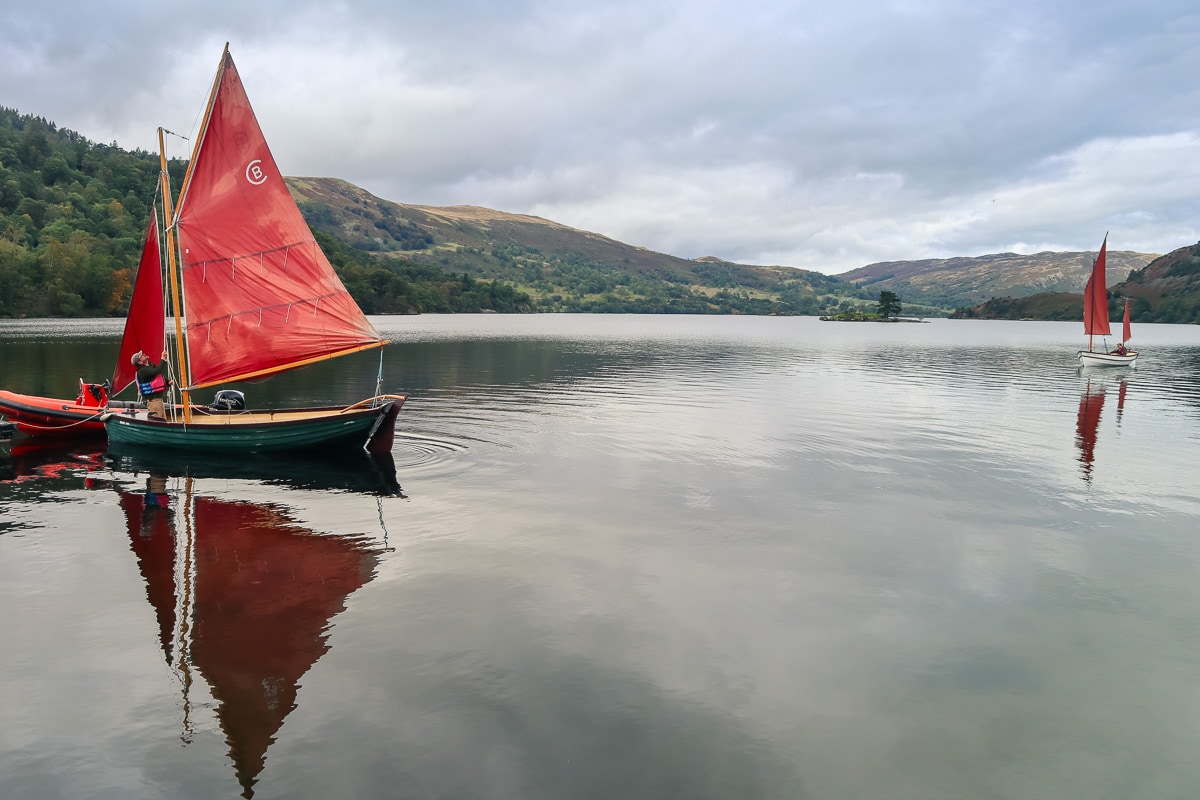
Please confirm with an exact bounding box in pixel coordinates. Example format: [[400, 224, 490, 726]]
[[2, 315, 1200, 799]]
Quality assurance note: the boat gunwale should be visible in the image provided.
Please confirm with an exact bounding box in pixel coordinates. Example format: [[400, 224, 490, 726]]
[[104, 397, 404, 430]]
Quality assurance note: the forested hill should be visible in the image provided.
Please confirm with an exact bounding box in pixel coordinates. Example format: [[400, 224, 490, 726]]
[[0, 108, 167, 316], [0, 108, 533, 317]]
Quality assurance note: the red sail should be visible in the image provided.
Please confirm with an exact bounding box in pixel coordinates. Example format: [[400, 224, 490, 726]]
[[112, 215, 165, 393], [1122, 298, 1132, 344], [1082, 237, 1111, 336], [174, 49, 384, 390]]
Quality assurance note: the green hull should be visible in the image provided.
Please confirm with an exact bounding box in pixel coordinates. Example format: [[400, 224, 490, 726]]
[[104, 401, 397, 454]]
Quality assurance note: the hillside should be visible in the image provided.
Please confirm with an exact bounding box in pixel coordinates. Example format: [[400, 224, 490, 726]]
[[837, 249, 1157, 309], [288, 177, 875, 315], [951, 242, 1200, 324]]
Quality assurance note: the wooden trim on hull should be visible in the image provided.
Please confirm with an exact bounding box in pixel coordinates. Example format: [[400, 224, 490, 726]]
[[103, 397, 403, 453], [1077, 350, 1139, 367]]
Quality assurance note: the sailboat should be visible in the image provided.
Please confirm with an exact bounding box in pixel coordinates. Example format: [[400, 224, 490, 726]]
[[0, 215, 163, 436], [104, 45, 405, 453], [1077, 235, 1138, 367]]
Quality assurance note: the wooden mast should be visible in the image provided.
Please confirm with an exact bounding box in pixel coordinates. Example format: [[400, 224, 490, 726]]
[[157, 128, 190, 421]]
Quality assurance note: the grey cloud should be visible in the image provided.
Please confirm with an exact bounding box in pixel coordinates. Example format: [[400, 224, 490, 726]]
[[2, 0, 1197, 272]]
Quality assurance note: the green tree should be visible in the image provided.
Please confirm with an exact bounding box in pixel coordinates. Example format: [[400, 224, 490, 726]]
[[878, 290, 901, 319]]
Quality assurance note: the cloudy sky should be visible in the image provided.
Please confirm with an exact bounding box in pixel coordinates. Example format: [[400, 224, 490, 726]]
[[3, 0, 1198, 273]]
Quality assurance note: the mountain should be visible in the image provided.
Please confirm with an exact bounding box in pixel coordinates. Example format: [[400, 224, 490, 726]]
[[287, 177, 877, 315], [950, 242, 1200, 324], [836, 249, 1158, 310]]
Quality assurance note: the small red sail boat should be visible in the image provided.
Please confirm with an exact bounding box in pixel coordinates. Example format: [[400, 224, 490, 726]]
[[104, 44, 404, 453], [1077, 235, 1138, 367], [0, 216, 165, 436]]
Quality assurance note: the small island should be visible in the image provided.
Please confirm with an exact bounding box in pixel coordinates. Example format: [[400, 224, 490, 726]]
[[819, 291, 927, 322], [819, 311, 927, 322]]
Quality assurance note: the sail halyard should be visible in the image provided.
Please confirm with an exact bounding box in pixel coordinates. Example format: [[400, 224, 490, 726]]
[[168, 44, 385, 394]]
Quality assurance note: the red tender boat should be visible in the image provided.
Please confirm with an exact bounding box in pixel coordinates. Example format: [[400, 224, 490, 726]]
[[0, 381, 123, 436]]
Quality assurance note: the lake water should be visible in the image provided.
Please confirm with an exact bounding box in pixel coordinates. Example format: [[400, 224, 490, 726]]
[[3, 314, 1200, 800]]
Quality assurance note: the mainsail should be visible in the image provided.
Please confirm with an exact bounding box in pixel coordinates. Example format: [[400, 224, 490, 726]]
[[173, 47, 384, 390], [112, 214, 166, 393], [1082, 236, 1111, 337]]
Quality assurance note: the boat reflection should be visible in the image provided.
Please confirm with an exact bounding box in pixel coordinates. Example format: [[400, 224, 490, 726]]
[[106, 443, 404, 497], [3, 437, 404, 498], [0, 435, 107, 485], [119, 476, 384, 797], [1074, 377, 1128, 483], [3, 437, 401, 796]]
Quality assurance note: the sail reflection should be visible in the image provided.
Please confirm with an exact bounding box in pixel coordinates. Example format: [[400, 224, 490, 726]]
[[118, 478, 383, 798], [1074, 377, 1129, 483]]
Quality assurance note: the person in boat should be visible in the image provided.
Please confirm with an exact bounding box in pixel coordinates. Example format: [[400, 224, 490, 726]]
[[1112, 343, 1127, 355], [133, 350, 171, 419]]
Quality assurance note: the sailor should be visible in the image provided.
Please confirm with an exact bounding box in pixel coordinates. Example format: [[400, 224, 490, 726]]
[[133, 349, 171, 419]]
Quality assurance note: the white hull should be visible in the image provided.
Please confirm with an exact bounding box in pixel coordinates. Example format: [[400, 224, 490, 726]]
[[1077, 350, 1138, 367]]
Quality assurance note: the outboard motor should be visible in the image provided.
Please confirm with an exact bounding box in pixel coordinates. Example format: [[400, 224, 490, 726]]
[[211, 389, 246, 411]]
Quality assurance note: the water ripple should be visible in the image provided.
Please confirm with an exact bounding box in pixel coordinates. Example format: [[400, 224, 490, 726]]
[[389, 431, 469, 469]]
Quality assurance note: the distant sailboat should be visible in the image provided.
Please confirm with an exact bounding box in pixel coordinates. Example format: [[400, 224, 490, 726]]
[[1077, 235, 1138, 367]]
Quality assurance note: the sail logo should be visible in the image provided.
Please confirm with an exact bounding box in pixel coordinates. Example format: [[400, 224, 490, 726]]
[[245, 159, 268, 186]]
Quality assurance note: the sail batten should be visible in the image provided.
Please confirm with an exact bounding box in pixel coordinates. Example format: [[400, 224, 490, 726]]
[[173, 49, 383, 389]]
